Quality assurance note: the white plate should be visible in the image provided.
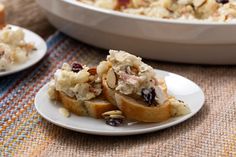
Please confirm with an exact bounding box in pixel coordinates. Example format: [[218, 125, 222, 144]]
[[0, 25, 47, 76], [36, 0, 236, 64], [35, 69, 205, 136]]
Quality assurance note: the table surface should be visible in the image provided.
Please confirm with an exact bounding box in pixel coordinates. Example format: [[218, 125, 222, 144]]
[[1, 0, 236, 156], [3, 0, 56, 38]]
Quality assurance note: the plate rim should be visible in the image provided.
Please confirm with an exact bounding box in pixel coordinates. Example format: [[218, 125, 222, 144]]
[[35, 69, 205, 136], [0, 24, 47, 77]]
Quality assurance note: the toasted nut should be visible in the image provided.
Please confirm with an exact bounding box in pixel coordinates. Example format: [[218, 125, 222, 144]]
[[126, 66, 139, 75], [102, 110, 122, 117], [109, 114, 125, 119], [106, 68, 117, 89], [88, 67, 97, 75], [131, 66, 139, 74], [102, 110, 125, 126]]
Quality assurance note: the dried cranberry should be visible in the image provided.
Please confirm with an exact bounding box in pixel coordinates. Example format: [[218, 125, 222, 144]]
[[71, 62, 83, 73], [216, 0, 229, 4], [105, 118, 123, 126], [141, 87, 156, 105]]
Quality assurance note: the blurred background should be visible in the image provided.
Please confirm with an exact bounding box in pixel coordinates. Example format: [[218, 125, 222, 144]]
[[0, 0, 55, 37]]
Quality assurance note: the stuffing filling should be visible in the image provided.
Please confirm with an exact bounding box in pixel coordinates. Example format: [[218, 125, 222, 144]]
[[97, 50, 190, 115], [0, 25, 35, 71], [78, 0, 236, 22], [48, 63, 103, 101]]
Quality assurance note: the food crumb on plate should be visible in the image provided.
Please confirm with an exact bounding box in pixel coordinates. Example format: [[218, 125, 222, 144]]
[[59, 107, 70, 117]]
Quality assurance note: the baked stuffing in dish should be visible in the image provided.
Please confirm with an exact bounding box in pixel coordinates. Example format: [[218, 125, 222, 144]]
[[78, 0, 236, 22]]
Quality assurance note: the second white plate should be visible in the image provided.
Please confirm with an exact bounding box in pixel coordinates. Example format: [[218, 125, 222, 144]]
[[35, 69, 205, 136], [0, 25, 47, 77]]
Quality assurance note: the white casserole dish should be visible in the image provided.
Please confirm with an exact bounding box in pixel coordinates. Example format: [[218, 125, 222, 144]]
[[36, 0, 236, 64]]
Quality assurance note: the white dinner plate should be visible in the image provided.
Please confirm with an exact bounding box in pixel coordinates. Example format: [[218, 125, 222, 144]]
[[0, 25, 47, 77], [35, 69, 205, 136]]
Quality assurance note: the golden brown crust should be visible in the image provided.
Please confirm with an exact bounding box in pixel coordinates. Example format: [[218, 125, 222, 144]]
[[115, 93, 171, 122], [102, 75, 117, 106], [53, 68, 172, 122], [55, 91, 117, 119], [57, 91, 88, 116], [85, 99, 117, 118]]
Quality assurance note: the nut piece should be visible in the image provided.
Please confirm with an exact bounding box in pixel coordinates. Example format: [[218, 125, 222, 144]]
[[102, 110, 122, 117], [102, 110, 125, 127], [106, 68, 117, 89], [88, 67, 97, 75], [109, 114, 125, 119], [126, 66, 139, 75]]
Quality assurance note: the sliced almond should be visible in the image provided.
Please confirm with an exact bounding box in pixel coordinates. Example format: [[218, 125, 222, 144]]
[[106, 68, 117, 89], [109, 114, 125, 119], [102, 110, 122, 117], [88, 67, 97, 75], [126, 66, 139, 75]]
